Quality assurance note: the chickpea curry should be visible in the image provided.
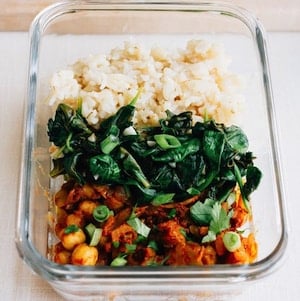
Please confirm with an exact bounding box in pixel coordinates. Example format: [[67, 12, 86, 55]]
[[48, 98, 262, 266]]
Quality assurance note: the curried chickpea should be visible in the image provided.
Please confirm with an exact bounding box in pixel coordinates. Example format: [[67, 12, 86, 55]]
[[71, 243, 98, 266], [54, 250, 72, 264], [55, 223, 66, 240], [78, 200, 99, 217], [66, 212, 85, 227], [61, 227, 86, 250]]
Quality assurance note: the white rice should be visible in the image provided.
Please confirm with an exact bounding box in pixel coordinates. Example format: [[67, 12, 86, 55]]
[[48, 39, 244, 127]]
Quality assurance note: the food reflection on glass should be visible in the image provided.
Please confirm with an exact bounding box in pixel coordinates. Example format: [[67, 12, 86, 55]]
[[47, 40, 262, 267]]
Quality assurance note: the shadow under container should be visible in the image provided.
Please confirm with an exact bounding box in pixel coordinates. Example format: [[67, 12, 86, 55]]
[[16, 1, 288, 300]]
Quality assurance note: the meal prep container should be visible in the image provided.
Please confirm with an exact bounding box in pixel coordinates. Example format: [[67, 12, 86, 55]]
[[16, 1, 288, 300]]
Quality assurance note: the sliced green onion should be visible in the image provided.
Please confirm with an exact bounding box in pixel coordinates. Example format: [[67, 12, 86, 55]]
[[135, 234, 147, 244], [127, 217, 151, 238], [154, 134, 181, 150], [85, 223, 103, 246], [85, 223, 96, 238], [151, 193, 175, 206], [223, 231, 241, 252], [89, 228, 103, 246], [125, 243, 137, 253], [110, 255, 127, 266], [147, 240, 158, 251], [93, 205, 113, 222], [187, 187, 201, 196], [100, 135, 119, 154]]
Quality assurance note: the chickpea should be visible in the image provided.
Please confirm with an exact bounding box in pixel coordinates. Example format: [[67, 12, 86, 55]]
[[61, 227, 86, 250], [82, 183, 98, 199], [55, 223, 66, 240], [54, 184, 70, 208], [71, 243, 98, 266], [56, 207, 68, 224], [54, 250, 72, 264], [78, 200, 99, 217], [66, 212, 84, 227]]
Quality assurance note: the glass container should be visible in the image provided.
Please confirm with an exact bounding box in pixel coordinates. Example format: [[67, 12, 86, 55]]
[[16, 1, 288, 300]]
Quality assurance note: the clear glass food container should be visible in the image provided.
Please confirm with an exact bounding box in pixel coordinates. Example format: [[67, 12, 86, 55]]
[[16, 1, 288, 300]]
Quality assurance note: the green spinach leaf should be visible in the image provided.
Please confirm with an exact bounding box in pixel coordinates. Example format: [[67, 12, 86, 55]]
[[89, 154, 120, 183]]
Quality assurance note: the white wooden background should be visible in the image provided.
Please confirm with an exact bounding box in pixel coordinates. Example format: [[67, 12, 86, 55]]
[[0, 1, 300, 300], [0, 0, 299, 31]]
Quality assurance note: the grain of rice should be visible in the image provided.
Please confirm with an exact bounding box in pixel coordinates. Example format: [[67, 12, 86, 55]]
[[48, 39, 244, 127]]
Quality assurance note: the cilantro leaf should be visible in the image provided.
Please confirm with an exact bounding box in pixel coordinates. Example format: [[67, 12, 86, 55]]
[[201, 202, 231, 243], [202, 230, 216, 243], [209, 203, 230, 234], [64, 224, 79, 234], [190, 200, 213, 225]]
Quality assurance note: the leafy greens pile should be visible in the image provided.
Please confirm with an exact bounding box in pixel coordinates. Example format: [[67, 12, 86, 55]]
[[47, 97, 262, 209]]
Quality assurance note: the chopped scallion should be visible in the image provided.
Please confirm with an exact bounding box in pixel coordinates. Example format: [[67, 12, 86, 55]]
[[100, 134, 119, 154], [125, 243, 137, 253], [187, 187, 201, 196], [93, 205, 113, 222], [154, 134, 181, 150], [110, 255, 127, 266], [89, 228, 102, 246], [85, 223, 96, 238], [223, 231, 241, 252], [127, 217, 151, 238], [147, 240, 158, 251], [151, 193, 175, 206]]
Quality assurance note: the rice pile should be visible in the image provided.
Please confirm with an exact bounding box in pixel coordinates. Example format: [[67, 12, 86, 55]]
[[48, 39, 244, 127]]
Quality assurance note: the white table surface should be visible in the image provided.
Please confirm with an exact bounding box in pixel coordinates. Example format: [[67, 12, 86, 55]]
[[0, 31, 299, 300]]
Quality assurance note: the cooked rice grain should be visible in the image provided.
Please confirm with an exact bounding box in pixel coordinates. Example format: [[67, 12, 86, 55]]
[[48, 39, 244, 127]]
